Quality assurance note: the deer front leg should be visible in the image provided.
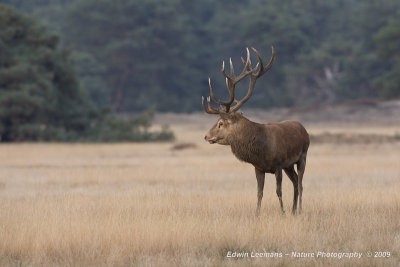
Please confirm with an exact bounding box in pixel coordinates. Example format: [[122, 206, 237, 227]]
[[255, 168, 265, 216], [275, 168, 285, 214]]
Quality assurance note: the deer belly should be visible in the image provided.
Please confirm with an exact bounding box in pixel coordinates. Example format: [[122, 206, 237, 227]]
[[251, 149, 301, 173]]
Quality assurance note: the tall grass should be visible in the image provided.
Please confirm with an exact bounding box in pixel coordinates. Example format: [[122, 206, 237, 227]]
[[0, 136, 399, 266]]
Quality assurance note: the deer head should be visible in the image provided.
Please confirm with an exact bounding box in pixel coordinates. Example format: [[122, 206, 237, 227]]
[[203, 47, 275, 145]]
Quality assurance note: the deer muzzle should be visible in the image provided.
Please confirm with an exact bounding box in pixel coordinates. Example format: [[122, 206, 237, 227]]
[[204, 135, 217, 144]]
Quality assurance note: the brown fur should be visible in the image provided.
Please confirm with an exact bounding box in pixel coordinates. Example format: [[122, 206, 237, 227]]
[[205, 112, 310, 215]]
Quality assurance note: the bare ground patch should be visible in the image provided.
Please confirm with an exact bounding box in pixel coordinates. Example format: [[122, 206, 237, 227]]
[[154, 99, 400, 127]]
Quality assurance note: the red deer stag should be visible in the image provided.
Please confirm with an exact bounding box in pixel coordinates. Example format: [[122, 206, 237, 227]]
[[202, 47, 310, 215]]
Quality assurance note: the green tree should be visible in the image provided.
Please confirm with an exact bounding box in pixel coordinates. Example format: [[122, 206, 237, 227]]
[[374, 12, 400, 98], [0, 4, 173, 142], [284, 0, 400, 106], [64, 0, 207, 112], [334, 0, 400, 101], [0, 4, 97, 141]]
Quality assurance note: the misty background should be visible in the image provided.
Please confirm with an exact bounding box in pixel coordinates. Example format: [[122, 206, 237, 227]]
[[0, 0, 400, 141]]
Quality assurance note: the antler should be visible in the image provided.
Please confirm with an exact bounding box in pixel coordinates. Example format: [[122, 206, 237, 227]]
[[230, 46, 275, 112], [202, 96, 219, 114], [202, 46, 275, 114]]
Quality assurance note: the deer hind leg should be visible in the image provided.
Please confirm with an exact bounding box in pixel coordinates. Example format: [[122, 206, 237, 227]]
[[275, 168, 285, 214], [255, 168, 265, 216], [297, 153, 307, 214], [284, 165, 298, 215]]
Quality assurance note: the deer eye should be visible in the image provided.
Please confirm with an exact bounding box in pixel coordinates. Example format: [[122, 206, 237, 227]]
[[218, 121, 223, 128]]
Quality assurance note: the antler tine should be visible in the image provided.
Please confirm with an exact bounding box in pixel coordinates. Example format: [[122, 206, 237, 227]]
[[251, 46, 274, 78], [208, 77, 235, 107], [221, 60, 229, 79], [246, 47, 252, 68], [223, 48, 252, 81], [202, 96, 219, 114], [251, 47, 263, 76], [240, 48, 251, 66], [221, 60, 230, 83], [230, 77, 256, 112], [229, 58, 234, 76], [207, 96, 220, 113], [208, 78, 219, 104], [232, 47, 252, 83]]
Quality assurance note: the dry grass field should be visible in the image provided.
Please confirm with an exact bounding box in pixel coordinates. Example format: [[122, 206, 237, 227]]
[[0, 109, 400, 266]]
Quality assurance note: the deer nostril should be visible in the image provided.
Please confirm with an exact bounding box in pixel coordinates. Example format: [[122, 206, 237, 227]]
[[204, 135, 207, 140]]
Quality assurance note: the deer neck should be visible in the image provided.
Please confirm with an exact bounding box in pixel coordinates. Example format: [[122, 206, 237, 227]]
[[228, 118, 266, 164]]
